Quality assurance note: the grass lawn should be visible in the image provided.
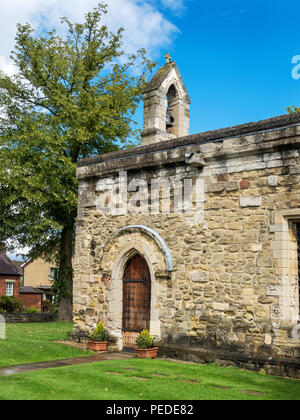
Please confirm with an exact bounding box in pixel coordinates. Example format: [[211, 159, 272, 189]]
[[0, 322, 92, 368], [0, 358, 300, 400], [0, 322, 299, 400]]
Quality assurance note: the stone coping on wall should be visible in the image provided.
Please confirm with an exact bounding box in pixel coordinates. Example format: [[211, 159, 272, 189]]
[[3, 313, 58, 323], [78, 113, 300, 167], [77, 113, 300, 179]]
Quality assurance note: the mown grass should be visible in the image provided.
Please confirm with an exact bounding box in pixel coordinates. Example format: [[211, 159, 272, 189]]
[[0, 322, 299, 400], [0, 358, 299, 400], [0, 322, 92, 368]]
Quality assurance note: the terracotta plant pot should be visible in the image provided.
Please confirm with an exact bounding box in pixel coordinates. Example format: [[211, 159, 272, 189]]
[[88, 341, 108, 352], [137, 347, 159, 359]]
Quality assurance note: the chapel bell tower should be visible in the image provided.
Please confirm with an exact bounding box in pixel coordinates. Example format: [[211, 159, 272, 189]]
[[141, 54, 191, 146]]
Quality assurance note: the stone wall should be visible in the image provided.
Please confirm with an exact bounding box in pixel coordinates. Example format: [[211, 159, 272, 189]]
[[3, 313, 58, 323], [73, 114, 300, 369]]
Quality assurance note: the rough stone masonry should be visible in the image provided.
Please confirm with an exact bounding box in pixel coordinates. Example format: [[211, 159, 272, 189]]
[[72, 61, 300, 377]]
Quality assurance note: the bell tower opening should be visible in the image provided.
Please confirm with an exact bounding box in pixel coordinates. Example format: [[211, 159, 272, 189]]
[[141, 57, 191, 146], [166, 84, 177, 134]]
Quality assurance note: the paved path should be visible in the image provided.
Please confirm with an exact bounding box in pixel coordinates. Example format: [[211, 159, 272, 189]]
[[0, 352, 136, 377]]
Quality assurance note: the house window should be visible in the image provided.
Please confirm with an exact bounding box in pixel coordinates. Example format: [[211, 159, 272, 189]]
[[49, 267, 57, 281], [6, 282, 14, 297]]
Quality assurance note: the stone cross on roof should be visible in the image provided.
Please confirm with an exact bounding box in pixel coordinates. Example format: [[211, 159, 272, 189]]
[[164, 52, 172, 64]]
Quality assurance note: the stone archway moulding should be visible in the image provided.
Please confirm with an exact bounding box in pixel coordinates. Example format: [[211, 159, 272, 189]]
[[162, 78, 181, 98], [100, 226, 171, 349], [100, 225, 173, 272]]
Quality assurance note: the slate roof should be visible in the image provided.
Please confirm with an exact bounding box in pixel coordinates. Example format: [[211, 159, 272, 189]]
[[0, 254, 21, 276], [19, 286, 43, 295], [11, 260, 24, 275]]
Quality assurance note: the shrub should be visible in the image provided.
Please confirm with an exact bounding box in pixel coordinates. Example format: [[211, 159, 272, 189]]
[[89, 321, 108, 342], [23, 307, 39, 314], [42, 300, 51, 312], [136, 330, 155, 349], [0, 295, 23, 313], [42, 300, 57, 313]]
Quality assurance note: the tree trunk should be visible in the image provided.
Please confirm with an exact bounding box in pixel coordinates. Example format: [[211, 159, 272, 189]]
[[58, 225, 74, 321]]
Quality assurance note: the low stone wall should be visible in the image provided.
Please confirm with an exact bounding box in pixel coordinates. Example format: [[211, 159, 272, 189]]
[[158, 344, 300, 379], [3, 313, 58, 323]]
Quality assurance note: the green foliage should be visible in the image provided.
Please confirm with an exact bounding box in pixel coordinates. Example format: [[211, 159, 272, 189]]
[[136, 329, 155, 349], [287, 105, 300, 113], [0, 295, 23, 313], [23, 307, 39, 314], [42, 299, 52, 313], [89, 321, 108, 342], [50, 264, 72, 305], [0, 2, 155, 315]]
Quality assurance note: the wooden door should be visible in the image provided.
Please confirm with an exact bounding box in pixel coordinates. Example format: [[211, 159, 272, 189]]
[[122, 254, 151, 350]]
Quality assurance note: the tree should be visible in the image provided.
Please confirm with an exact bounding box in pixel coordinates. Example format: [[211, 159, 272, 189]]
[[0, 2, 155, 320], [287, 106, 300, 113]]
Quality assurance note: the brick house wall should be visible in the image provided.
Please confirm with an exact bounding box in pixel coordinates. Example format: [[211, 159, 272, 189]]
[[0, 275, 43, 311], [0, 249, 44, 311], [18, 292, 43, 311]]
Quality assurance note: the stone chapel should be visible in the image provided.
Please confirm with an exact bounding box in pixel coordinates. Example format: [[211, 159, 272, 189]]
[[72, 59, 300, 376]]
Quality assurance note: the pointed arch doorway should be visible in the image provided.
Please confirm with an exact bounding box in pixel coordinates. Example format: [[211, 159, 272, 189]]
[[122, 254, 151, 350]]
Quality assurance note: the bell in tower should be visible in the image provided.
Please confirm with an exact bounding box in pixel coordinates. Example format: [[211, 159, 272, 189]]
[[166, 109, 174, 130], [141, 54, 191, 146]]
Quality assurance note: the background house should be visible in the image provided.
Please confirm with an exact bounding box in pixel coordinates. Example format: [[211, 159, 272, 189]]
[[10, 260, 24, 285], [0, 244, 43, 311], [22, 258, 56, 302]]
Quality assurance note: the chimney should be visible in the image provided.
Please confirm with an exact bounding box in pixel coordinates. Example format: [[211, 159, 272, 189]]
[[0, 242, 6, 255]]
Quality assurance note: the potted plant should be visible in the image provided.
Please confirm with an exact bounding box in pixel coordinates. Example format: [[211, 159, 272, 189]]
[[136, 329, 158, 359], [88, 321, 109, 352]]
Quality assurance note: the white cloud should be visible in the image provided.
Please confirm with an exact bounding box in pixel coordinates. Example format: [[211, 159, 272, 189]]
[[0, 0, 181, 75], [7, 249, 29, 261], [6, 239, 30, 261], [159, 0, 185, 14]]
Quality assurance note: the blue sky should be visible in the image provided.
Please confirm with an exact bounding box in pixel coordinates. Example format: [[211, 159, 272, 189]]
[[145, 0, 300, 134], [1, 1, 299, 135]]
